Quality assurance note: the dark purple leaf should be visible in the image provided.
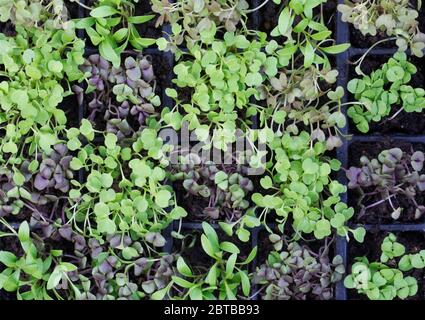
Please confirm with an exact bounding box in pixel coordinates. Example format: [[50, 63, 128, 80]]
[[59, 225, 73, 241], [411, 151, 424, 171], [126, 67, 141, 81], [346, 167, 361, 188], [34, 175, 49, 190]]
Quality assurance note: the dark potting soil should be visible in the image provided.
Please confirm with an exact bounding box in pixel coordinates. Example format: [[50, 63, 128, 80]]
[[348, 55, 425, 135], [173, 230, 215, 272], [61, 94, 80, 129], [175, 86, 194, 105], [150, 53, 172, 97], [347, 231, 425, 300], [255, 230, 274, 266], [349, 1, 425, 48], [0, 21, 16, 37], [258, 1, 280, 38], [348, 140, 425, 224], [65, 0, 82, 20], [245, 0, 259, 30], [0, 234, 23, 256], [134, 0, 163, 40], [174, 181, 214, 222], [0, 290, 15, 300], [317, 0, 338, 35], [174, 180, 211, 222], [349, 29, 395, 49]]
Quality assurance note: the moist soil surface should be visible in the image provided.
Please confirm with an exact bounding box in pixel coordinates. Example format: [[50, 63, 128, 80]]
[[66, 0, 81, 19], [348, 140, 425, 224], [150, 53, 172, 97], [348, 55, 425, 135], [61, 95, 80, 129], [348, 231, 425, 300], [135, 1, 163, 39], [350, 30, 396, 49]]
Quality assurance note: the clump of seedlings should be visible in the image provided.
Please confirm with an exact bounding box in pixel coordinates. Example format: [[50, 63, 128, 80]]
[[34, 144, 73, 193], [157, 0, 351, 149], [270, 0, 350, 69], [171, 152, 259, 242], [347, 52, 425, 133], [0, 1, 85, 233], [159, 31, 275, 150], [255, 0, 349, 121], [346, 147, 425, 221], [66, 120, 187, 247], [254, 236, 345, 300], [154, 222, 256, 300], [0, 22, 85, 157], [261, 86, 347, 149], [344, 233, 420, 300], [256, 0, 350, 146], [0, 221, 83, 299], [152, 0, 249, 48], [0, 143, 73, 227], [75, 0, 156, 66], [73, 233, 177, 300], [338, 0, 425, 56], [0, 0, 71, 28], [0, 218, 178, 300], [0, 171, 24, 218], [74, 53, 160, 138], [4, 165, 74, 241], [252, 131, 366, 242]]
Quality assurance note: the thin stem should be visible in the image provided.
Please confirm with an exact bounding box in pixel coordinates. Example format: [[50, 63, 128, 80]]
[[245, 0, 271, 13], [388, 107, 404, 121], [364, 194, 395, 210], [73, 0, 93, 11], [353, 37, 397, 75]]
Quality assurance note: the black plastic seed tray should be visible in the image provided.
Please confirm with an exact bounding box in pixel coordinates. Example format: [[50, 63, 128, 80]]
[[1, 0, 421, 301], [334, 0, 425, 300], [72, 0, 425, 300]]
